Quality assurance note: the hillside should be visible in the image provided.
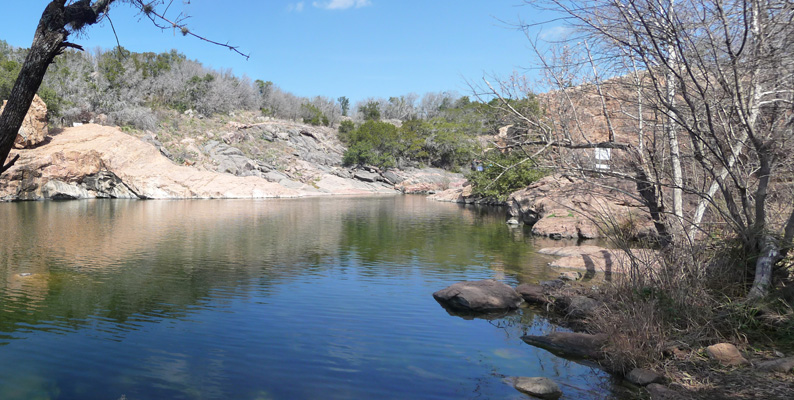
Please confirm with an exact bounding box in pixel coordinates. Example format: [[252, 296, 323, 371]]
[[0, 110, 465, 201]]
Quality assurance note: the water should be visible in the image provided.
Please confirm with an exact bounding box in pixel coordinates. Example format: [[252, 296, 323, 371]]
[[0, 196, 620, 399]]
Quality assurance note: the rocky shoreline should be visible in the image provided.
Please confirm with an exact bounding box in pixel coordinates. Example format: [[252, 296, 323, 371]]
[[433, 247, 794, 400]]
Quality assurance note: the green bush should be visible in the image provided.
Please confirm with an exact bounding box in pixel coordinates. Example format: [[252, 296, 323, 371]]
[[337, 120, 355, 143], [466, 152, 547, 201], [342, 120, 400, 167], [301, 103, 329, 126], [359, 101, 381, 121]]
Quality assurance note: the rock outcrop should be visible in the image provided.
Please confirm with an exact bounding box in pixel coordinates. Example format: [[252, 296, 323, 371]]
[[394, 167, 466, 194], [1, 125, 406, 200], [1, 94, 49, 149], [432, 279, 524, 313], [506, 174, 655, 240]]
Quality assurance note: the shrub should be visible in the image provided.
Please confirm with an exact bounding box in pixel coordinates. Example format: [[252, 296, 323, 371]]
[[301, 103, 329, 126], [337, 120, 355, 143], [466, 152, 547, 201], [342, 120, 400, 167]]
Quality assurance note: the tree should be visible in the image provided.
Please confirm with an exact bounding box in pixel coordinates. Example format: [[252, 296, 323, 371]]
[[337, 96, 349, 117], [486, 0, 794, 299], [358, 101, 381, 121], [0, 0, 247, 175]]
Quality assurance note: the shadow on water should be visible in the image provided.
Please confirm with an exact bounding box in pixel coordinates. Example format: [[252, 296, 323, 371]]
[[0, 196, 625, 399]]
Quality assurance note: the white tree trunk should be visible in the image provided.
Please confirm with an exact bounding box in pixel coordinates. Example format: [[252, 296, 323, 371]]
[[665, 0, 684, 233]]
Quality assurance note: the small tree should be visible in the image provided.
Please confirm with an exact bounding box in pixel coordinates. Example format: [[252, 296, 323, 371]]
[[337, 96, 350, 117], [358, 101, 381, 121]]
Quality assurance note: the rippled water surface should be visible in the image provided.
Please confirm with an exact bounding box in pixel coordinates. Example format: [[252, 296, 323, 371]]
[[0, 196, 619, 399]]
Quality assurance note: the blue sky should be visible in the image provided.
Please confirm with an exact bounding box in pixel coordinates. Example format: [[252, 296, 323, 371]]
[[0, 1, 555, 104]]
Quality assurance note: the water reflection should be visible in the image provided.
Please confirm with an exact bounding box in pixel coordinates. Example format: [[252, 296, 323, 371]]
[[0, 196, 614, 399]]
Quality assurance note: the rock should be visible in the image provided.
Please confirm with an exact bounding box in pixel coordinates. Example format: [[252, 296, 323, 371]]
[[1, 94, 48, 149], [645, 383, 679, 400], [557, 295, 600, 319], [0, 125, 303, 201], [538, 246, 607, 257], [42, 180, 90, 200], [82, 171, 138, 198], [706, 343, 749, 367], [432, 279, 524, 313], [381, 170, 400, 185], [515, 284, 549, 305], [507, 174, 654, 240], [559, 271, 582, 281], [353, 169, 380, 183], [394, 167, 465, 194], [540, 279, 565, 289], [513, 377, 562, 399], [204, 140, 261, 177], [540, 246, 660, 276], [141, 133, 172, 159], [755, 357, 794, 373], [626, 368, 665, 386], [521, 332, 607, 359]]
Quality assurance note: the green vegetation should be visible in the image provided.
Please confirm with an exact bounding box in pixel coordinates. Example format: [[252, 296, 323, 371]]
[[0, 40, 62, 117], [466, 152, 547, 201], [300, 103, 329, 126], [359, 101, 381, 121]]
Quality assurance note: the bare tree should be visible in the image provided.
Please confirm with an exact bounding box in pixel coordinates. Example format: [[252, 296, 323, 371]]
[[482, 0, 794, 299]]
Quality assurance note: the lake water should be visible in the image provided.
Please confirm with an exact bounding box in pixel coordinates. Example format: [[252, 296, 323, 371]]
[[0, 196, 621, 399]]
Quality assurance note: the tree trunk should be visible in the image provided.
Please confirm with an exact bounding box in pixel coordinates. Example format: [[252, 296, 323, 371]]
[[0, 0, 115, 175], [665, 0, 684, 234], [747, 235, 779, 301]]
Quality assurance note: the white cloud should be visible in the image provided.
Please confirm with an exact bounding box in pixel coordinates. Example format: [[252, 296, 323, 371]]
[[539, 26, 575, 41], [313, 0, 372, 10], [287, 2, 305, 12]]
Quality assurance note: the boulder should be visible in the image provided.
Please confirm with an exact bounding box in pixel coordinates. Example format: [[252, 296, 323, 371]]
[[555, 295, 600, 319], [41, 180, 90, 200], [705, 343, 749, 367], [515, 284, 549, 305], [521, 331, 607, 360], [353, 169, 380, 183], [433, 279, 524, 313], [513, 377, 562, 399], [755, 357, 794, 373], [626, 368, 665, 386], [1, 94, 48, 149]]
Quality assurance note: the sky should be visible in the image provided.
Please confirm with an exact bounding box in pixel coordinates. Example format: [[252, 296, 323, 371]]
[[0, 1, 558, 104]]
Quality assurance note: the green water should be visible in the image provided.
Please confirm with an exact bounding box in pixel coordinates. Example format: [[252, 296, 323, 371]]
[[0, 196, 620, 399]]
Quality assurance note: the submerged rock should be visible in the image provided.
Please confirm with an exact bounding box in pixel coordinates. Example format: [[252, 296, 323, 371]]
[[521, 331, 607, 360], [513, 377, 562, 399], [433, 279, 524, 313]]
